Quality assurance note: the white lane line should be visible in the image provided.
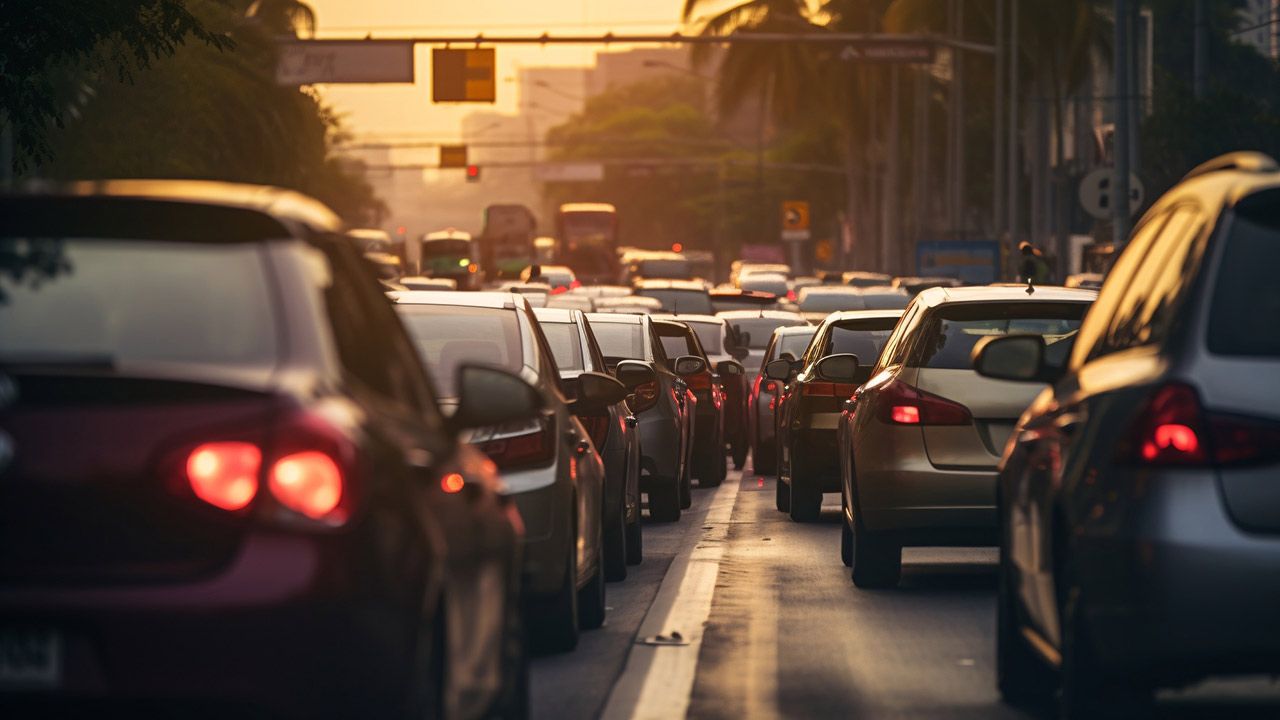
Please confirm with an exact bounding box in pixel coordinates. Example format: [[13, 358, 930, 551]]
[[600, 475, 741, 720]]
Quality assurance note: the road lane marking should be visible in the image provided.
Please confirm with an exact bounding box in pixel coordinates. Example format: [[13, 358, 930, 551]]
[[601, 474, 742, 720]]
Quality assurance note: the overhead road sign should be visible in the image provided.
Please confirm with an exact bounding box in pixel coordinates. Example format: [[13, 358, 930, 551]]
[[439, 145, 468, 169], [432, 48, 496, 102], [276, 40, 414, 85]]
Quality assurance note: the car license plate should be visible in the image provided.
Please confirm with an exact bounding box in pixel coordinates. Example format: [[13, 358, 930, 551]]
[[0, 627, 62, 688]]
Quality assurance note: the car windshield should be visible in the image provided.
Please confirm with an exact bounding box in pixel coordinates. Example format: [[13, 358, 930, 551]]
[[1208, 210, 1280, 357], [0, 238, 277, 368], [779, 331, 818, 359], [635, 288, 713, 314], [799, 292, 865, 312], [636, 259, 691, 279], [591, 322, 645, 360], [422, 239, 470, 258], [686, 322, 722, 354], [914, 302, 1089, 370], [727, 317, 807, 349], [396, 305, 523, 396], [818, 319, 900, 371], [540, 321, 585, 371]]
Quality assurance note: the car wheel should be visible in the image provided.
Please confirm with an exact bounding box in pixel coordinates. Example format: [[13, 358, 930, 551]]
[[530, 535, 579, 654], [774, 476, 790, 512], [850, 516, 901, 588], [625, 517, 643, 565], [649, 479, 682, 522], [604, 495, 628, 582], [578, 520, 607, 630], [841, 518, 853, 568], [680, 465, 692, 508], [491, 572, 529, 720], [788, 473, 822, 523], [1059, 580, 1151, 720], [996, 538, 1055, 708]]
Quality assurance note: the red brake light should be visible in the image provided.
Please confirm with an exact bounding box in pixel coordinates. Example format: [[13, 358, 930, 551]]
[[631, 380, 659, 413], [787, 290, 797, 301], [186, 442, 261, 511], [874, 379, 971, 426], [570, 279, 582, 290], [550, 285, 569, 295], [1120, 383, 1209, 466], [269, 451, 344, 520], [476, 421, 556, 470], [441, 472, 465, 493], [765, 380, 778, 393], [1210, 413, 1280, 466]]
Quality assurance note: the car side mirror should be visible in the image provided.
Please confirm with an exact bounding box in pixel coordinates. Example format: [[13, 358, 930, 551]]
[[738, 330, 752, 348], [614, 359, 656, 389], [716, 360, 744, 377], [815, 353, 860, 383], [728, 344, 750, 361], [450, 365, 544, 431], [571, 371, 629, 413], [674, 355, 707, 376], [764, 359, 792, 381], [972, 335, 1055, 383]]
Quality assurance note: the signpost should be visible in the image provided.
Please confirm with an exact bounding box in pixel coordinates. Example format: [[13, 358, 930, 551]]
[[431, 48, 496, 102], [275, 41, 414, 85], [781, 201, 811, 241]]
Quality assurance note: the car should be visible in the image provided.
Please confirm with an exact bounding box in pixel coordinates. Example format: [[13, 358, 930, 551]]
[[393, 291, 626, 653], [521, 263, 579, 294], [770, 310, 906, 521], [890, 275, 962, 296], [623, 251, 692, 282], [534, 307, 643, 578], [709, 288, 780, 313], [796, 286, 872, 323], [586, 313, 702, 522], [738, 272, 790, 300], [731, 262, 792, 286], [838, 285, 1096, 589], [843, 270, 893, 288], [568, 284, 633, 299], [653, 319, 727, 492], [0, 181, 528, 718], [420, 228, 481, 290], [749, 325, 819, 475], [545, 293, 596, 313], [399, 275, 459, 292], [976, 152, 1280, 717], [656, 315, 750, 469], [592, 296, 663, 314], [632, 279, 714, 315]]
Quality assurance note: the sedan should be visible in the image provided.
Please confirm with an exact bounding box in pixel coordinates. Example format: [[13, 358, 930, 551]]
[[749, 325, 819, 475]]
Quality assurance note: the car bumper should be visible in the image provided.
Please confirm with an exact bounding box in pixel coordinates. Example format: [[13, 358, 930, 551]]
[[637, 409, 681, 481], [0, 533, 432, 716], [505, 474, 571, 598], [1077, 470, 1280, 680]]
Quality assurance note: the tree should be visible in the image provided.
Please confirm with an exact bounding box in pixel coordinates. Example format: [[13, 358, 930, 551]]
[[0, 0, 231, 170]]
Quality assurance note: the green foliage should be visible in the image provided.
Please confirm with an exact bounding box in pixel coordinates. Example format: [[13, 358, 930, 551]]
[[0, 0, 232, 167]]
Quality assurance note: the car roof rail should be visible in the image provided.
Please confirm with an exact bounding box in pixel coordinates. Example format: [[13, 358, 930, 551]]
[[1182, 151, 1279, 181]]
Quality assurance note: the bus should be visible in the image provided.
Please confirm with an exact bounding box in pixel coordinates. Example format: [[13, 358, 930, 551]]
[[555, 202, 619, 285], [418, 229, 480, 290], [479, 204, 537, 281]]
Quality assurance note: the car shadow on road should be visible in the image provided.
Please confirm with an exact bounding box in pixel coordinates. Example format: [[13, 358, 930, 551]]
[[895, 560, 998, 594]]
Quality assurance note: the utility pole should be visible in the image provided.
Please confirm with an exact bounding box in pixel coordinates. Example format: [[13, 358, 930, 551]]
[[1113, 0, 1133, 247], [1193, 0, 1208, 100], [992, 0, 1005, 242], [885, 65, 901, 274], [1006, 0, 1020, 277]]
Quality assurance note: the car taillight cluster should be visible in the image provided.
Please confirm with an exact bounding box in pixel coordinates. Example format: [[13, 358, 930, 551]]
[[631, 381, 660, 413], [474, 419, 556, 470], [1120, 382, 1280, 467], [182, 413, 352, 524], [802, 382, 860, 398], [685, 373, 712, 392], [874, 378, 972, 426], [579, 414, 611, 450]]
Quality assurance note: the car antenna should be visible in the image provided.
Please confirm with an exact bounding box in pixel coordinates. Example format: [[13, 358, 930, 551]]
[[1025, 276, 1036, 295]]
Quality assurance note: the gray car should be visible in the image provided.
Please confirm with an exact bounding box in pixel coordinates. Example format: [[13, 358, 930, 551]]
[[396, 292, 626, 653], [749, 325, 818, 475], [976, 152, 1280, 718], [534, 307, 644, 578], [586, 313, 702, 522]]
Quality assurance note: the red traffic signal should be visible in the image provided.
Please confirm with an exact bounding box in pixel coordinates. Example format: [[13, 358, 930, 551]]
[[466, 164, 481, 182]]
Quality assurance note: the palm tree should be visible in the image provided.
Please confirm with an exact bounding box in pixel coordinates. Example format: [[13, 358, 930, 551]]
[[243, 0, 316, 38]]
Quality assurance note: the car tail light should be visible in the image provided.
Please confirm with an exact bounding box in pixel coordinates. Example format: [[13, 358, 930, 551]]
[[874, 378, 971, 426], [686, 373, 712, 391], [441, 472, 465, 493], [269, 451, 344, 520], [474, 418, 556, 469], [550, 285, 569, 295], [1118, 383, 1208, 466], [580, 414, 610, 449], [631, 381, 659, 413], [786, 290, 797, 301], [186, 442, 261, 511], [803, 382, 859, 398], [765, 380, 778, 393], [570, 279, 582, 290]]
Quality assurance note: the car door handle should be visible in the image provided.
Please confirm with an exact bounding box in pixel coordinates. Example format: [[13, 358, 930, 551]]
[[625, 415, 638, 428]]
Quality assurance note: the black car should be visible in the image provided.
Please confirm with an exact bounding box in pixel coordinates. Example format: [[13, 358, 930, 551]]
[[534, 307, 644, 578], [653, 319, 728, 492], [0, 181, 529, 718]]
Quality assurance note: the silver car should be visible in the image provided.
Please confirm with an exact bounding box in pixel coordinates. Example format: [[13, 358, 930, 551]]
[[839, 286, 1095, 588]]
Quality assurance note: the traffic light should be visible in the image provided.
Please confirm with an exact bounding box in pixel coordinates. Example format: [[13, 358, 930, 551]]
[[466, 164, 481, 183]]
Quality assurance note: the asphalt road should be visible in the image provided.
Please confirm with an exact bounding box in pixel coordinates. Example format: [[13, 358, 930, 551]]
[[531, 462, 1280, 720]]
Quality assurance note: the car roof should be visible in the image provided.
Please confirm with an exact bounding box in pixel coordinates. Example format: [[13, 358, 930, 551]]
[[586, 312, 644, 324], [914, 285, 1098, 307], [6, 178, 344, 233], [532, 307, 578, 322], [822, 309, 906, 323], [717, 310, 805, 320], [776, 325, 818, 336], [653, 313, 721, 325], [390, 291, 526, 309], [634, 279, 707, 290]]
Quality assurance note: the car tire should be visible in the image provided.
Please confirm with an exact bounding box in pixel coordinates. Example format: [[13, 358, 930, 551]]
[[996, 537, 1055, 709], [625, 517, 643, 565], [1058, 578, 1151, 720], [531, 536, 579, 654], [788, 476, 822, 523], [680, 465, 693, 508], [774, 476, 790, 512], [491, 572, 529, 720], [578, 520, 607, 630], [731, 433, 747, 470], [649, 479, 682, 523], [850, 517, 901, 589], [603, 495, 628, 582], [840, 518, 853, 568]]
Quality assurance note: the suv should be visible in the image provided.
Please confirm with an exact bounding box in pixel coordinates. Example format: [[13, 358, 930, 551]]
[[586, 313, 703, 521], [0, 181, 529, 718], [975, 152, 1280, 717], [393, 291, 626, 653], [534, 307, 644, 577]]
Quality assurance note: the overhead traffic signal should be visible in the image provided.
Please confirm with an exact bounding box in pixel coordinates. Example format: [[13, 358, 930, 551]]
[[466, 165, 481, 183]]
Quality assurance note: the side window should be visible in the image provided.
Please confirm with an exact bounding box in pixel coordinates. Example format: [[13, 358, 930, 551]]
[[526, 311, 564, 396], [1106, 205, 1207, 352], [1071, 210, 1170, 365], [803, 325, 829, 368], [580, 316, 607, 372], [878, 303, 920, 370], [648, 323, 669, 365]]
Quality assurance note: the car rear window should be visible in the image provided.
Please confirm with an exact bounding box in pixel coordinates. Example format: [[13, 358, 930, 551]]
[[726, 317, 806, 349], [686, 322, 723, 354], [540, 321, 585, 371], [799, 292, 866, 313], [740, 276, 789, 296], [913, 302, 1088, 370], [659, 333, 696, 359], [591, 322, 645, 360], [0, 238, 277, 368], [635, 288, 713, 315], [820, 319, 900, 365], [1207, 212, 1280, 357], [396, 305, 523, 397]]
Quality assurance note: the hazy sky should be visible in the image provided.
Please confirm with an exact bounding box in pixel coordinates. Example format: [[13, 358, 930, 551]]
[[308, 0, 709, 139]]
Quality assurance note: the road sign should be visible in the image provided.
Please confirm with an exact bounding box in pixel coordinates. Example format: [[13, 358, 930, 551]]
[[1079, 169, 1145, 220], [439, 145, 468, 169], [781, 200, 811, 242], [432, 48, 496, 102], [839, 42, 936, 64], [917, 240, 1000, 284], [276, 41, 414, 85], [814, 239, 835, 264]]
